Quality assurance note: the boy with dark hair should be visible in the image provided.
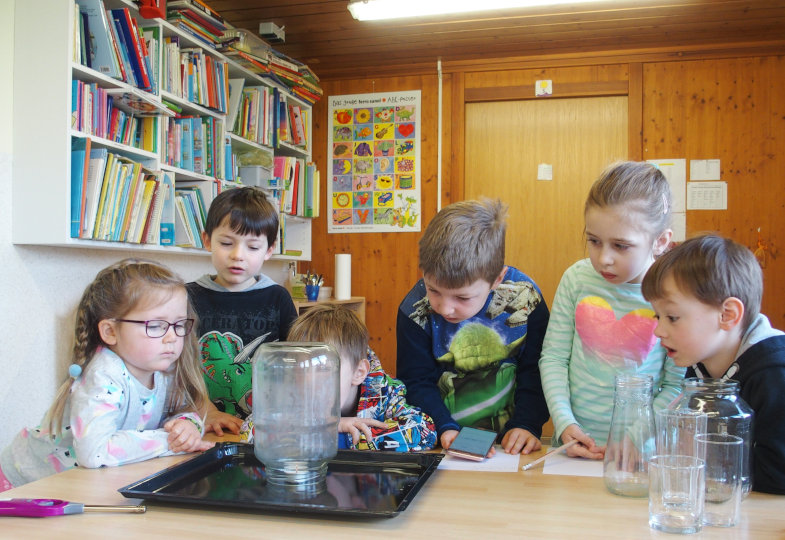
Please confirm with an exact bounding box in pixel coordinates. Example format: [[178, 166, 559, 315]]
[[642, 234, 785, 494], [396, 199, 550, 455], [187, 187, 297, 434]]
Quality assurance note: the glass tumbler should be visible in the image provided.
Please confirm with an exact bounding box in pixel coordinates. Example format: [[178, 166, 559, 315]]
[[252, 342, 340, 486], [671, 378, 753, 495]]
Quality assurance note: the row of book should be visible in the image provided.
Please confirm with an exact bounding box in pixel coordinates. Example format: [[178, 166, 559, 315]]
[[174, 186, 210, 248], [74, 0, 157, 93], [162, 37, 229, 113], [227, 79, 309, 150], [72, 80, 159, 153], [70, 137, 174, 244], [163, 115, 226, 179], [262, 157, 320, 218]]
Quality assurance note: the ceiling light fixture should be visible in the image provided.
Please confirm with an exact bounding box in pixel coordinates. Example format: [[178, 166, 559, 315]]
[[348, 0, 601, 21]]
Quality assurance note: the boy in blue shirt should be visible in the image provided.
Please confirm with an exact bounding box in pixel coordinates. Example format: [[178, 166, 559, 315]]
[[187, 187, 297, 435], [396, 199, 550, 455], [643, 234, 785, 494]]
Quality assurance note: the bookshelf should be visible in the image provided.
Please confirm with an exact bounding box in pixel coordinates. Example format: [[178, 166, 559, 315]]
[[11, 0, 314, 260]]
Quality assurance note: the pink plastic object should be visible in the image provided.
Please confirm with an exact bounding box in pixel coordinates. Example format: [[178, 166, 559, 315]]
[[0, 498, 145, 517], [0, 499, 84, 517]]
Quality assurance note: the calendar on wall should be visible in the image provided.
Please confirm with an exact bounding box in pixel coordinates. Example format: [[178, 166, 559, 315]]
[[327, 90, 421, 233]]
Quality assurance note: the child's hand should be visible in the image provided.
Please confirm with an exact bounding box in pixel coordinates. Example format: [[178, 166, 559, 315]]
[[441, 429, 495, 458], [501, 428, 541, 455], [164, 418, 215, 453], [204, 409, 243, 436], [440, 429, 460, 450], [561, 424, 605, 460], [339, 416, 388, 446]]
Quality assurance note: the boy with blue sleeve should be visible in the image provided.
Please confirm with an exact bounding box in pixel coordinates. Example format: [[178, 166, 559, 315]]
[[187, 187, 297, 435], [242, 304, 437, 452], [643, 234, 785, 494], [396, 199, 550, 455]]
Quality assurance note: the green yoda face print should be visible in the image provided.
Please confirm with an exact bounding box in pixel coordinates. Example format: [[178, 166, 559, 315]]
[[437, 323, 527, 430], [199, 331, 269, 418]]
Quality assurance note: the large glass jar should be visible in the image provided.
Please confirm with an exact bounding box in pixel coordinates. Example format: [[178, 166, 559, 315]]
[[252, 342, 340, 486], [604, 373, 656, 497], [671, 378, 754, 495]]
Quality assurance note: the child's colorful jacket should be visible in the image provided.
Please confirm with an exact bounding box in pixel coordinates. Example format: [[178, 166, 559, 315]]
[[342, 349, 437, 452]]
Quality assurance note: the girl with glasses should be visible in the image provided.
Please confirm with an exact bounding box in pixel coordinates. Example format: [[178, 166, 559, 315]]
[[0, 259, 212, 491]]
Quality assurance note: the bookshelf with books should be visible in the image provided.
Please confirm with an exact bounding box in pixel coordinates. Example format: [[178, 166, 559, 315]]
[[12, 0, 316, 261]]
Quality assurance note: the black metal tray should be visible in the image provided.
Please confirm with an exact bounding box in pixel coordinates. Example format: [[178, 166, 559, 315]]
[[119, 443, 443, 518]]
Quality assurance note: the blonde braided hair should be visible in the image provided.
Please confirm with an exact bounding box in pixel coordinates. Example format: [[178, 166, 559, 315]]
[[45, 258, 208, 434]]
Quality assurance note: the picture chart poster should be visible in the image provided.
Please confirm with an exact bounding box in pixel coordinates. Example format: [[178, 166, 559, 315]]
[[327, 90, 421, 233]]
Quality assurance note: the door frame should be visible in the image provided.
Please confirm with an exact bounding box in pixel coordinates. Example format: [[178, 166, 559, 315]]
[[446, 63, 642, 207]]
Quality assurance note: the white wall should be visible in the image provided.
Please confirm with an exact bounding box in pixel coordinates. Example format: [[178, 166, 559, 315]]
[[0, 0, 288, 450]]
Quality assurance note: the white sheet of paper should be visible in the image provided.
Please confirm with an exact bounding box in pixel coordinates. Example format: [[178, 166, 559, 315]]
[[537, 163, 553, 181], [689, 159, 721, 181], [439, 446, 520, 472], [647, 158, 686, 213], [542, 453, 604, 477], [671, 211, 686, 242], [687, 181, 727, 210]]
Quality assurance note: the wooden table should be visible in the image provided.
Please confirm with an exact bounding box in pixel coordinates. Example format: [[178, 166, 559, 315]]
[[3, 444, 783, 539]]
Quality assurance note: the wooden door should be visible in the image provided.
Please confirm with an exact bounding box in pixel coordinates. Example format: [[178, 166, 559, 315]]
[[465, 96, 628, 306]]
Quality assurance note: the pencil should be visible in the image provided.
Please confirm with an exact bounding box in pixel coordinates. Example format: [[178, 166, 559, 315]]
[[521, 439, 580, 471]]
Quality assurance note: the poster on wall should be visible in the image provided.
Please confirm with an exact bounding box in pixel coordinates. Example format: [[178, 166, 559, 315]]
[[327, 90, 421, 233]]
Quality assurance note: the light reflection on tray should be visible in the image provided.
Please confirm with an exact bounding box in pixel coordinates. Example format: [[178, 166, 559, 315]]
[[119, 443, 442, 518]]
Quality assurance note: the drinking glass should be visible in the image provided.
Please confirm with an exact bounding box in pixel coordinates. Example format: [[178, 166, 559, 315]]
[[656, 409, 708, 457], [695, 433, 743, 527], [648, 455, 705, 534]]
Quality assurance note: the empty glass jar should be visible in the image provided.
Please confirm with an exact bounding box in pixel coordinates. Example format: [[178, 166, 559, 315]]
[[604, 373, 656, 497], [671, 378, 754, 495], [252, 342, 340, 486]]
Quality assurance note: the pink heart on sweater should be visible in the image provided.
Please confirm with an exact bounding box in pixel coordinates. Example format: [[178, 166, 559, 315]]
[[575, 296, 658, 366]]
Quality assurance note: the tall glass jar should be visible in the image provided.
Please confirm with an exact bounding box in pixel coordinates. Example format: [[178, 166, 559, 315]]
[[671, 378, 754, 495], [252, 342, 340, 486], [604, 373, 656, 497]]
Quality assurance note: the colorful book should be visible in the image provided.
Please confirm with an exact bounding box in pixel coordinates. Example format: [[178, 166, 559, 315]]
[[75, 0, 121, 78], [110, 9, 151, 90], [158, 171, 176, 245], [179, 117, 194, 171], [70, 137, 91, 238], [82, 147, 108, 238], [91, 152, 116, 238]]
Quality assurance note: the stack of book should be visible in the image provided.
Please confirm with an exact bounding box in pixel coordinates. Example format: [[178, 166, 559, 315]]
[[74, 0, 158, 93], [161, 36, 229, 114], [71, 81, 160, 153], [271, 156, 320, 218], [266, 48, 323, 105], [166, 0, 226, 48], [163, 115, 226, 179], [70, 138, 177, 245], [174, 186, 208, 248]]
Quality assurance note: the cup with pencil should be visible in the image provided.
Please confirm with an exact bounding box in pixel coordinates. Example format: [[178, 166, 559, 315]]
[[303, 270, 323, 302]]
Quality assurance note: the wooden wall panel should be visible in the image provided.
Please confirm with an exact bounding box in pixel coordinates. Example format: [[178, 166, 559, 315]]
[[311, 75, 442, 375], [642, 56, 785, 329], [309, 53, 785, 377]]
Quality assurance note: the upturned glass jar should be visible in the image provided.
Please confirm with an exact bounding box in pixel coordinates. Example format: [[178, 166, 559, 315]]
[[604, 373, 656, 497], [252, 342, 340, 486], [671, 378, 754, 496]]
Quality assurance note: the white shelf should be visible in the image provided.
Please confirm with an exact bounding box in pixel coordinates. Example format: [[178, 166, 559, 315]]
[[12, 0, 315, 260]]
